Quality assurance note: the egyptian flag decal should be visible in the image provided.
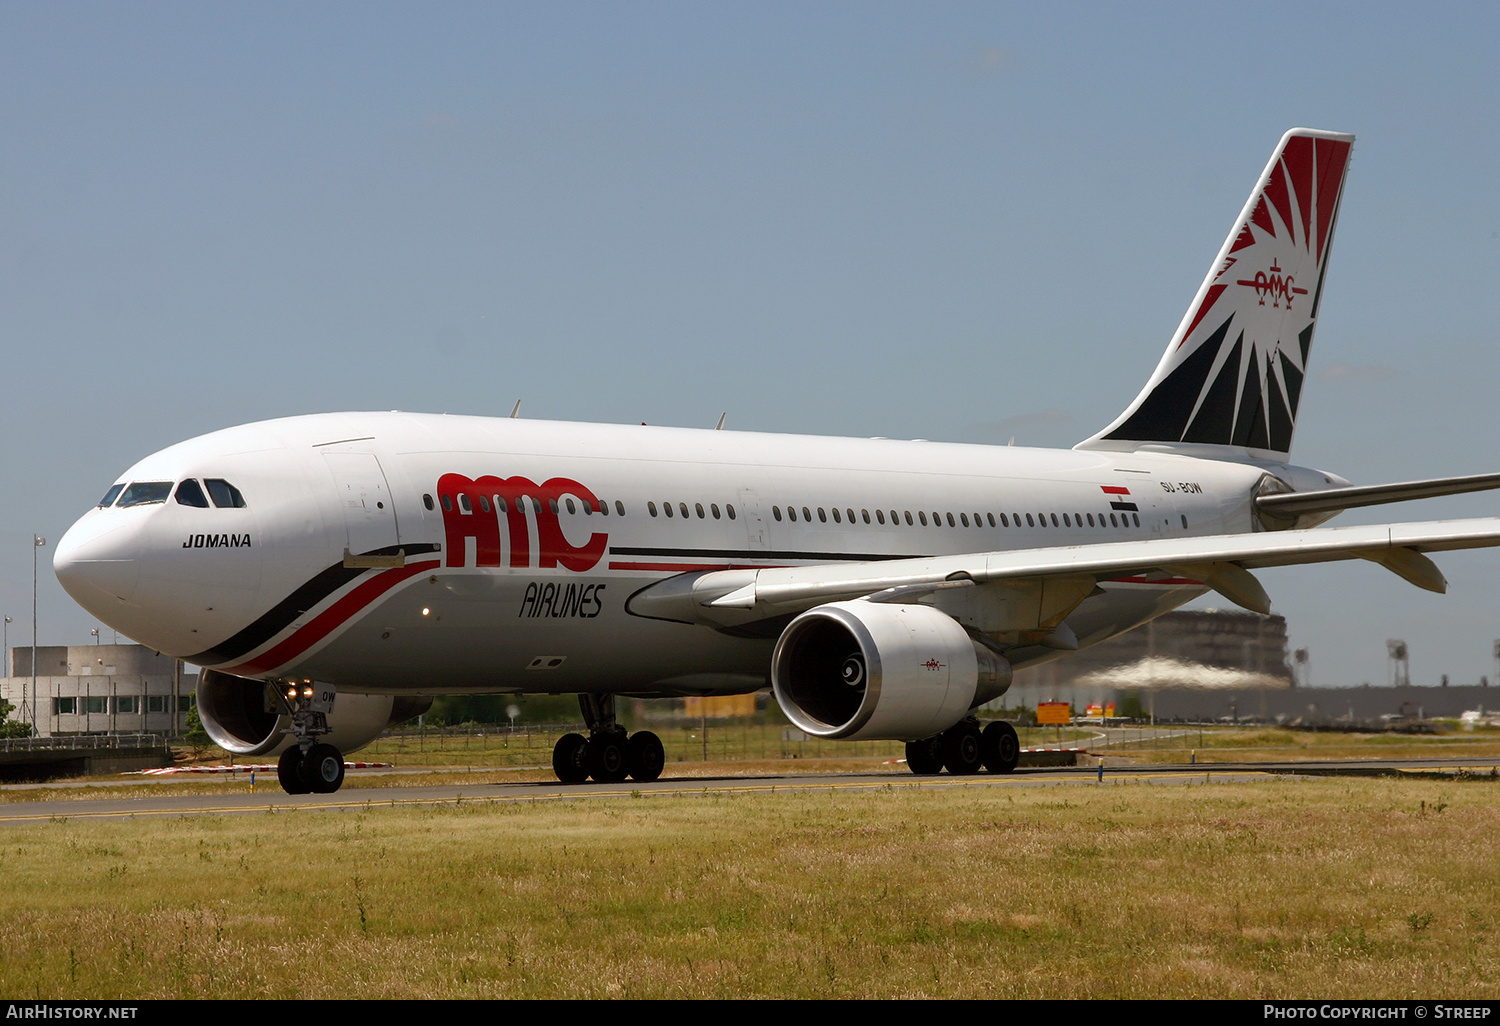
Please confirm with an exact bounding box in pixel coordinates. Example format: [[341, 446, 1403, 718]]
[[1102, 485, 1138, 512]]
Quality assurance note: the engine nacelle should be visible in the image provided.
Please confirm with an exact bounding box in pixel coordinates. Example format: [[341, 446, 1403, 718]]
[[196, 669, 431, 756], [771, 600, 1011, 741]]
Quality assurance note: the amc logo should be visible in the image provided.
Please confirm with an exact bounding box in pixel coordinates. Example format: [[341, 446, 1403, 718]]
[[437, 473, 608, 572]]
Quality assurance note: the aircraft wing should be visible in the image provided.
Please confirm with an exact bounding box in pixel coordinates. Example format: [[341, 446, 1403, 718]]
[[627, 517, 1500, 624]]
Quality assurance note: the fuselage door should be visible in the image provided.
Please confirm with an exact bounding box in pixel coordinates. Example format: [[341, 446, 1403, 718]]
[[323, 452, 400, 557], [738, 488, 769, 551]]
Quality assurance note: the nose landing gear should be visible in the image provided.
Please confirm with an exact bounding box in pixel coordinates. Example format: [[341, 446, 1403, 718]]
[[270, 680, 347, 795]]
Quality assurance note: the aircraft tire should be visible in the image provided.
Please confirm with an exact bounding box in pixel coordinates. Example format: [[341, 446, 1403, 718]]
[[981, 721, 1020, 774], [905, 737, 944, 775], [277, 746, 310, 795], [627, 731, 665, 782], [587, 733, 631, 783], [304, 743, 346, 794], [941, 720, 983, 775], [553, 733, 591, 783]]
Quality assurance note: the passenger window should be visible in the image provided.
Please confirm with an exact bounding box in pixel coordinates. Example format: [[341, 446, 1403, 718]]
[[918, 511, 928, 526], [459, 494, 472, 514], [802, 507, 811, 522], [664, 502, 674, 518], [773, 506, 783, 522], [118, 482, 173, 507], [711, 504, 721, 520], [99, 484, 125, 508], [423, 494, 434, 511], [566, 498, 576, 514], [648, 502, 658, 517], [788, 507, 797, 522], [946, 512, 956, 527], [479, 496, 491, 513], [441, 494, 453, 512], [862, 510, 871, 524], [818, 508, 827, 523], [174, 480, 209, 508], [204, 479, 246, 508], [726, 504, 736, 520], [615, 501, 625, 516], [695, 503, 705, 519]]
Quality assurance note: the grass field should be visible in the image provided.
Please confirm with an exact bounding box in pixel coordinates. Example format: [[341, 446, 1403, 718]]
[[2, 773, 1497, 999]]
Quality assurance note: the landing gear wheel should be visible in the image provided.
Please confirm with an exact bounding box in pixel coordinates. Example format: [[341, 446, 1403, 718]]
[[627, 731, 665, 782], [302, 743, 345, 793], [941, 720, 984, 775], [981, 720, 1021, 774], [587, 733, 630, 783], [905, 737, 944, 775], [278, 746, 310, 795], [553, 732, 590, 783]]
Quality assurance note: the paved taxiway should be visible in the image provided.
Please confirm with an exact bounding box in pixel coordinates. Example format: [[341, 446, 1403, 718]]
[[1, 758, 1494, 826]]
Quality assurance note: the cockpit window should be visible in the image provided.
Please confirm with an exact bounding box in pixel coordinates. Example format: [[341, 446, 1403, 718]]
[[98, 484, 125, 508], [116, 482, 173, 507], [175, 479, 210, 508], [205, 479, 247, 508]]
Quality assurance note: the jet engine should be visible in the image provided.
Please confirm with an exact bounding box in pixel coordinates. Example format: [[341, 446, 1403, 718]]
[[771, 600, 1011, 741], [196, 669, 431, 756]]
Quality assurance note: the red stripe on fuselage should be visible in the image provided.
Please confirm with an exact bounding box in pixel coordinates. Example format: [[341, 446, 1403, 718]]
[[224, 559, 442, 676]]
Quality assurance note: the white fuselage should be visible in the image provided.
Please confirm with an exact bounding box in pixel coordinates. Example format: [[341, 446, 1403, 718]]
[[55, 411, 1293, 697]]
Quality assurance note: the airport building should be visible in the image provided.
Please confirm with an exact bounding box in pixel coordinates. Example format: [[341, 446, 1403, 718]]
[[2, 645, 196, 738], [1008, 609, 1293, 707], [1005, 609, 1493, 724]]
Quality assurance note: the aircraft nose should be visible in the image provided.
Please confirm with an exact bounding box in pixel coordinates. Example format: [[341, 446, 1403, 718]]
[[54, 512, 142, 614]]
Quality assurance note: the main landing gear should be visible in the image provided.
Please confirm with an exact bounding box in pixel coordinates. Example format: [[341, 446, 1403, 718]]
[[905, 718, 1020, 776], [552, 694, 665, 784], [272, 680, 347, 795]]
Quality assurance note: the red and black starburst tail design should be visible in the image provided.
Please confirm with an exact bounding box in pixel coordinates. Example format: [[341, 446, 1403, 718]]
[[1078, 129, 1354, 462]]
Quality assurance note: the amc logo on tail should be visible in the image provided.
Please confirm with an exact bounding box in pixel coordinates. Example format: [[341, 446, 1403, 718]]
[[437, 473, 608, 572]]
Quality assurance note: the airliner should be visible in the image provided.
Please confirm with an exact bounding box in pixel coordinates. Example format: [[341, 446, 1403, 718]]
[[53, 129, 1500, 795]]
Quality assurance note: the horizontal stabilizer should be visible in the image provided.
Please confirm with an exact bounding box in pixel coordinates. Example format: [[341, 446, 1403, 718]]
[[1257, 472, 1500, 523]]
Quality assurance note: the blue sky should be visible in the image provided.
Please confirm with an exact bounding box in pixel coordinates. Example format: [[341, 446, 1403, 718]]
[[3, 2, 1498, 687]]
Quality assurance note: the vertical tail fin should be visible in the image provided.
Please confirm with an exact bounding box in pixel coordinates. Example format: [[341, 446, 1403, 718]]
[[1077, 128, 1355, 462]]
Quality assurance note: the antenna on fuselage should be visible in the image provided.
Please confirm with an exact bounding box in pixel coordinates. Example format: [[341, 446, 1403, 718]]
[[715, 412, 727, 431], [509, 399, 522, 419]]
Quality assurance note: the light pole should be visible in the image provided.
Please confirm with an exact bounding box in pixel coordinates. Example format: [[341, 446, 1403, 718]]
[[31, 535, 45, 734], [3, 616, 9, 676]]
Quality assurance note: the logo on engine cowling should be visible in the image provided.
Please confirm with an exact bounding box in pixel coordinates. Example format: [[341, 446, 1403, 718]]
[[437, 473, 608, 572], [921, 659, 945, 671]]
